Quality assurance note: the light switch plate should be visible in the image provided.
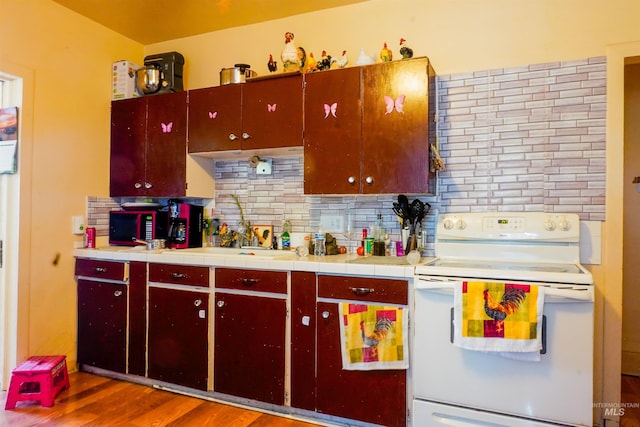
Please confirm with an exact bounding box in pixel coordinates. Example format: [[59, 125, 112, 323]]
[[72, 215, 85, 235]]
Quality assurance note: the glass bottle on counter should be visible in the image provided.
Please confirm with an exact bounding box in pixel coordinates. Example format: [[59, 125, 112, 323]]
[[282, 219, 291, 250], [372, 213, 386, 256]]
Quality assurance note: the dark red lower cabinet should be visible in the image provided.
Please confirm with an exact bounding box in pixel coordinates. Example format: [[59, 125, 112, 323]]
[[214, 292, 286, 405], [77, 280, 127, 373], [148, 286, 209, 391]]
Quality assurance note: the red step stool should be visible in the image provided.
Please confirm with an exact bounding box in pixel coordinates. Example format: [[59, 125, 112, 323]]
[[4, 355, 70, 410]]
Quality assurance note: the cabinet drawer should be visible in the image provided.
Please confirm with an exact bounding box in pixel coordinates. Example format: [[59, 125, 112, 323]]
[[318, 275, 408, 305], [215, 268, 287, 294], [75, 258, 127, 282], [149, 263, 209, 288]]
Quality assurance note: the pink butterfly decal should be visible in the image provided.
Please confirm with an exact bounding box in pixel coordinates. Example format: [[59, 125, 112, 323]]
[[161, 122, 173, 133], [384, 95, 406, 114], [323, 102, 338, 119], [208, 111, 217, 119], [267, 103, 277, 112]]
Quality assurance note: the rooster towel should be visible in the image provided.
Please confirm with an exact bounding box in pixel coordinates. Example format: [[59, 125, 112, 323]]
[[339, 303, 408, 370], [453, 281, 545, 361]]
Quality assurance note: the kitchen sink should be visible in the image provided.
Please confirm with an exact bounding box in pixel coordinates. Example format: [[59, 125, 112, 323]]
[[162, 246, 291, 258]]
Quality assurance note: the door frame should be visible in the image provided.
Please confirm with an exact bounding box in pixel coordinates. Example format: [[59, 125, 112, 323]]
[[0, 60, 34, 390]]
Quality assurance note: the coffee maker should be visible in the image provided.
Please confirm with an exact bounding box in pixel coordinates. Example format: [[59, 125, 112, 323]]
[[167, 200, 203, 249], [143, 51, 185, 94]]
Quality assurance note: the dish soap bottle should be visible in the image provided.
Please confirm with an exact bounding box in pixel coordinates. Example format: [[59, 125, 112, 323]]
[[282, 219, 291, 250]]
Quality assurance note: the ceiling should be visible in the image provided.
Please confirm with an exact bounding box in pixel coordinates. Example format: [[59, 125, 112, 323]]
[[52, 0, 368, 45]]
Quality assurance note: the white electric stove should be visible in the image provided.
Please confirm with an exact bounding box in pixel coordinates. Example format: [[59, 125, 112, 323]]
[[412, 212, 594, 426]]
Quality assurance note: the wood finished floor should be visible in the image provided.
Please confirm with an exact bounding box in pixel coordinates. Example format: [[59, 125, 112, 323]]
[[622, 374, 640, 427], [0, 371, 321, 427]]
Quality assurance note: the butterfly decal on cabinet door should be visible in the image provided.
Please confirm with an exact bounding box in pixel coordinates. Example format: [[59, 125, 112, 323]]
[[208, 111, 217, 119], [323, 102, 338, 119], [384, 95, 406, 115], [267, 103, 277, 112], [161, 122, 173, 133]]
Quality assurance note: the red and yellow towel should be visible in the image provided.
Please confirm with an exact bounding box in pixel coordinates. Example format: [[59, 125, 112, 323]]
[[339, 303, 409, 370], [453, 281, 544, 361]]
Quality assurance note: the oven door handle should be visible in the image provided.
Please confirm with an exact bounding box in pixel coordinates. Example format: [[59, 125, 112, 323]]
[[415, 278, 594, 302]]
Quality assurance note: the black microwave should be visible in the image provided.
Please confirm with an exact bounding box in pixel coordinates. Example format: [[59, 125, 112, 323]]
[[108, 210, 168, 246]]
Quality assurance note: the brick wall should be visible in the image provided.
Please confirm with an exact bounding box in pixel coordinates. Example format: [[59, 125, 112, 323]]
[[91, 56, 607, 257]]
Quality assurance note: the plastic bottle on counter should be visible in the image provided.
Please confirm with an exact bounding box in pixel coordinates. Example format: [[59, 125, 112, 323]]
[[314, 226, 326, 256], [282, 219, 291, 250]]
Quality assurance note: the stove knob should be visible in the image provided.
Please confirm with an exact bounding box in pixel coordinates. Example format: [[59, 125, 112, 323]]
[[443, 218, 455, 230], [559, 218, 571, 231], [456, 219, 467, 230], [544, 219, 556, 231]]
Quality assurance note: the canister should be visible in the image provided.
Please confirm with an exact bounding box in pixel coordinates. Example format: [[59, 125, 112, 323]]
[[364, 237, 374, 256]]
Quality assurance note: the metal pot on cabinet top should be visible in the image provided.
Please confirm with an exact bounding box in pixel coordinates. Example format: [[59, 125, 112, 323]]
[[220, 64, 257, 85]]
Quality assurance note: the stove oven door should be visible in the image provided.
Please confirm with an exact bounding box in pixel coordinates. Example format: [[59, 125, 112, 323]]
[[412, 276, 593, 427]]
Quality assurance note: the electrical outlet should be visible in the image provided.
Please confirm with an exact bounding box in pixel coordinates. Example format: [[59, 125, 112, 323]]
[[320, 215, 344, 233], [256, 158, 272, 175], [72, 215, 85, 235]]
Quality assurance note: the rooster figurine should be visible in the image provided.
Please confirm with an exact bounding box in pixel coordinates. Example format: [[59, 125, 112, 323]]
[[331, 50, 348, 68], [267, 54, 277, 72], [318, 50, 332, 71], [281, 32, 306, 72], [483, 287, 527, 321], [399, 38, 414, 59], [380, 42, 393, 62], [360, 318, 393, 347], [305, 52, 318, 73]]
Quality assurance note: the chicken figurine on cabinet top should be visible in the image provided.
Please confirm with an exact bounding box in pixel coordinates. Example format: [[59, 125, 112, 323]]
[[281, 32, 306, 72], [380, 42, 393, 62], [399, 38, 414, 59], [267, 54, 277, 72], [331, 50, 348, 68], [318, 50, 332, 71], [306, 52, 318, 73]]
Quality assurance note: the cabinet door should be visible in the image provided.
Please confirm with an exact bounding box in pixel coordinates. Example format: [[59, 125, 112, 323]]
[[77, 280, 127, 373], [316, 301, 407, 427], [304, 67, 361, 194], [214, 292, 286, 405], [128, 261, 147, 377], [110, 97, 146, 197], [361, 58, 432, 194], [145, 91, 188, 197], [242, 74, 303, 150], [290, 272, 317, 411], [148, 287, 209, 390], [188, 85, 243, 153]]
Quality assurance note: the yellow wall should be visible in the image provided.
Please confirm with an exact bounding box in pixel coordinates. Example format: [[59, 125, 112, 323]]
[[0, 0, 142, 369], [1, 0, 636, 424]]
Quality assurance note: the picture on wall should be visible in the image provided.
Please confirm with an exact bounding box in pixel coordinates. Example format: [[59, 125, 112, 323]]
[[0, 106, 18, 174]]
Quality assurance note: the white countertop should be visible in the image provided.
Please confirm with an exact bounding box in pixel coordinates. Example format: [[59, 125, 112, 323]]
[[74, 246, 433, 279]]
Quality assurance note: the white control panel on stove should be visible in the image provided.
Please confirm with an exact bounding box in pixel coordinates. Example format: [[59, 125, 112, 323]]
[[437, 212, 581, 242]]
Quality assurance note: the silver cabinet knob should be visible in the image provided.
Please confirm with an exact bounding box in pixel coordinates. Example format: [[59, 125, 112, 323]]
[[229, 133, 238, 141], [134, 182, 142, 189], [144, 182, 152, 189], [347, 176, 356, 184], [365, 176, 374, 184], [194, 299, 202, 307], [322, 311, 330, 319], [242, 132, 251, 140], [216, 300, 225, 308], [114, 290, 123, 297]]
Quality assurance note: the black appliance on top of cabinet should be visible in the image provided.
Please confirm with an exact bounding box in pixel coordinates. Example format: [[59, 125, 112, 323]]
[[167, 200, 203, 249], [144, 51, 185, 93]]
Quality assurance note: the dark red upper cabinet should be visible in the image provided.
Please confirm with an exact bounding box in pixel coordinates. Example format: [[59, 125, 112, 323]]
[[304, 57, 436, 195], [188, 74, 303, 154], [110, 91, 188, 197]]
